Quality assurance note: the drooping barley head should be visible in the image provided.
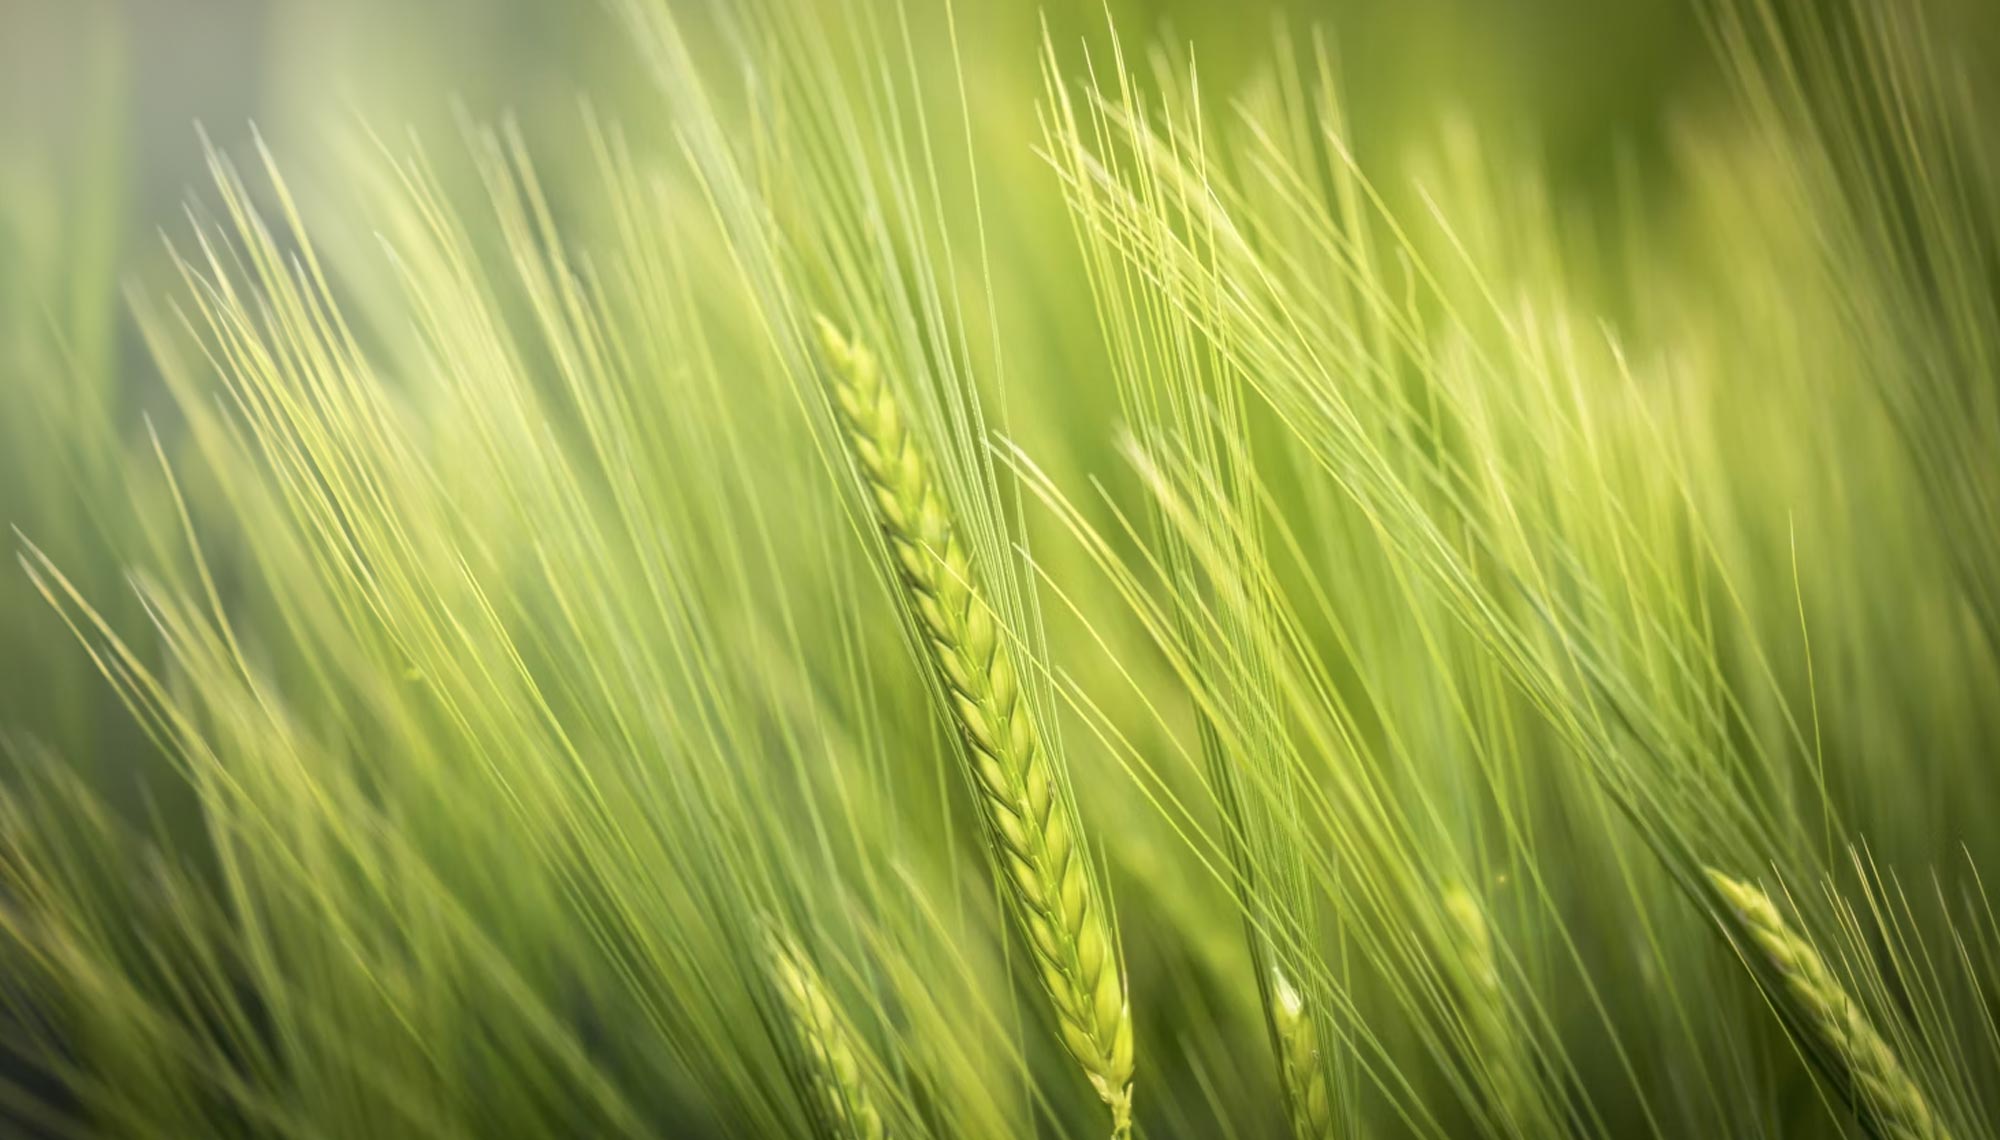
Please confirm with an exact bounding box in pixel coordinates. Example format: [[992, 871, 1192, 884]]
[[762, 925, 890, 1140], [1443, 883, 1537, 1136], [1270, 967, 1335, 1140], [814, 317, 1134, 1137], [1706, 869, 1948, 1140]]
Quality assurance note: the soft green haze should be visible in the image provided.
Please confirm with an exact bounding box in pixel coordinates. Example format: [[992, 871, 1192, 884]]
[[2, 0, 1997, 1137]]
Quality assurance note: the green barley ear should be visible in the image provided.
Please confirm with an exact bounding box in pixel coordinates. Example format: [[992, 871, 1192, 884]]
[[814, 316, 1136, 1137], [1442, 881, 1504, 1011], [1442, 883, 1502, 1002], [762, 924, 890, 1140], [1442, 884, 1530, 1135], [1270, 968, 1334, 1140], [1704, 869, 1948, 1140]]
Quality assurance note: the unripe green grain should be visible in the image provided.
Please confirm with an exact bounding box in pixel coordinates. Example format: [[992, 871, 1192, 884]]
[[1707, 869, 1948, 1140], [816, 317, 1134, 1137], [763, 926, 889, 1140], [1271, 968, 1335, 1140]]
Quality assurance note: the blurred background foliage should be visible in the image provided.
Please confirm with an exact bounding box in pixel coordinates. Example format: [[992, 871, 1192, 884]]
[[7, 0, 1996, 786], [0, 0, 1867, 752]]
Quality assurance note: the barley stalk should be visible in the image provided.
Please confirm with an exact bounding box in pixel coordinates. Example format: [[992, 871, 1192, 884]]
[[762, 925, 890, 1140], [814, 316, 1135, 1137], [1705, 869, 1948, 1140], [1270, 968, 1334, 1140]]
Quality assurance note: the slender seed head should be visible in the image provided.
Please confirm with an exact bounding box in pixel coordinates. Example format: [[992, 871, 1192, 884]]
[[814, 318, 1134, 1136], [1706, 869, 1949, 1140], [762, 926, 889, 1140], [1442, 886, 1498, 994], [1442, 884, 1531, 1136], [1271, 968, 1335, 1140]]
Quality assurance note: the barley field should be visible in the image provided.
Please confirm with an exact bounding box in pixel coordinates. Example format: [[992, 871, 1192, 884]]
[[3, 0, 1999, 1137]]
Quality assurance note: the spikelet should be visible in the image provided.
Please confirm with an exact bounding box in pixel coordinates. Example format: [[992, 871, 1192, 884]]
[[814, 317, 1135, 1137], [762, 925, 890, 1140], [1705, 869, 1948, 1140], [1270, 968, 1335, 1140]]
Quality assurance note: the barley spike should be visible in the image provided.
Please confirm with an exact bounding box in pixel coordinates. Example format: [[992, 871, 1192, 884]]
[[1706, 869, 1948, 1140], [814, 316, 1135, 1137], [1271, 968, 1335, 1140], [762, 925, 890, 1140], [1442, 883, 1533, 1136]]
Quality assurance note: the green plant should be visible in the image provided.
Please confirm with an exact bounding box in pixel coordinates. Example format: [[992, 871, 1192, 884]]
[[1271, 967, 1337, 1140], [2, 0, 1998, 1137], [815, 317, 1135, 1137], [1706, 870, 1949, 1140], [763, 925, 891, 1140]]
